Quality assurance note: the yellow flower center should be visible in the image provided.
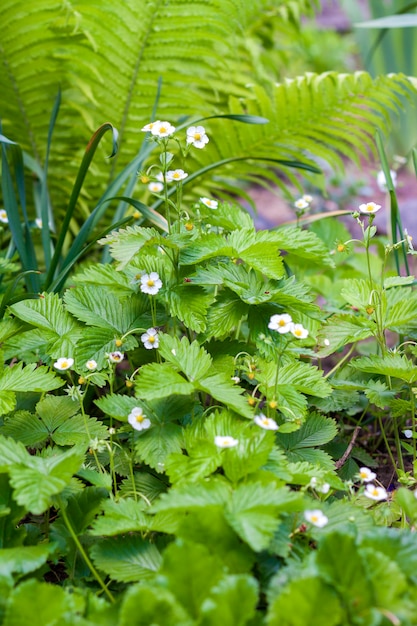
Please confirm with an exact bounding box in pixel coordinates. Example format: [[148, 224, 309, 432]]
[[311, 515, 319, 523], [61, 360, 69, 368], [136, 414, 145, 423], [278, 319, 286, 326], [194, 133, 201, 140], [147, 279, 155, 287], [148, 335, 155, 343], [269, 400, 277, 409], [159, 126, 167, 133], [262, 418, 269, 426], [294, 329, 302, 337], [173, 173, 180, 179]]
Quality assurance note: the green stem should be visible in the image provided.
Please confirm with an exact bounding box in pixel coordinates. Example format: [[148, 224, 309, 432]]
[[411, 386, 416, 468], [57, 498, 115, 603], [377, 414, 398, 476]]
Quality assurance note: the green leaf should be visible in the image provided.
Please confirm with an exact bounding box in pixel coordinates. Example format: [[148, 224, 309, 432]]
[[9, 448, 84, 514], [36, 395, 80, 430], [118, 583, 191, 626], [200, 574, 259, 626], [165, 444, 222, 485], [364, 380, 396, 409], [90, 535, 161, 583], [351, 353, 417, 383], [0, 544, 54, 579], [1, 411, 49, 446], [164, 285, 212, 333], [136, 363, 195, 399], [340, 278, 371, 310], [3, 580, 73, 626], [197, 372, 253, 418], [356, 14, 417, 28], [89, 498, 151, 536], [100, 225, 163, 269], [95, 394, 141, 421], [0, 363, 63, 416], [51, 415, 108, 446], [75, 326, 137, 369], [0, 435, 29, 469], [225, 482, 303, 551], [206, 291, 249, 339], [135, 422, 183, 472], [151, 478, 230, 513], [267, 576, 343, 626], [268, 227, 334, 266], [158, 335, 212, 382], [317, 315, 375, 356], [261, 361, 331, 399], [277, 413, 338, 450], [222, 431, 275, 483], [158, 541, 225, 619]]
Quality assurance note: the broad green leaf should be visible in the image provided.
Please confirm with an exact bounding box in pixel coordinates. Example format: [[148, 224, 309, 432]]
[[206, 291, 249, 338], [197, 373, 253, 417], [261, 361, 331, 399], [284, 448, 335, 470], [364, 380, 396, 409], [340, 278, 372, 310], [9, 293, 81, 355], [136, 363, 195, 399], [0, 363, 63, 393], [0, 544, 54, 579], [239, 242, 284, 279], [3, 579, 72, 626], [360, 548, 407, 609], [89, 498, 152, 536], [351, 353, 417, 383], [90, 535, 162, 583], [166, 445, 222, 485], [316, 315, 375, 356], [158, 335, 212, 382], [277, 413, 338, 449], [100, 225, 163, 269], [225, 483, 303, 551], [0, 393, 18, 417], [119, 471, 167, 502], [268, 227, 334, 266], [200, 574, 259, 626], [158, 541, 224, 619], [9, 448, 84, 514], [36, 395, 80, 430], [74, 326, 138, 369], [0, 411, 49, 446], [151, 478, 230, 513], [384, 293, 417, 333], [384, 276, 415, 288], [267, 576, 343, 626], [179, 233, 235, 265], [72, 262, 134, 295], [135, 422, 183, 472], [51, 415, 108, 446], [95, 394, 141, 421], [360, 528, 417, 583], [222, 431, 275, 483], [164, 285, 212, 333], [119, 583, 191, 626], [0, 435, 29, 469]]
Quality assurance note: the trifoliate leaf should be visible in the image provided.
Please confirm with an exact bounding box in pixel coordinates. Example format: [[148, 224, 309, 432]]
[[51, 415, 108, 446], [36, 395, 80, 429], [1, 411, 49, 446], [165, 443, 222, 485], [90, 535, 162, 582], [222, 431, 275, 483]]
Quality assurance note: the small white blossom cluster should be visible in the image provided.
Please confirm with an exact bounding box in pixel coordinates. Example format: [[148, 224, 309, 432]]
[[294, 194, 313, 211], [268, 314, 309, 339], [141, 120, 209, 149], [357, 466, 387, 501]]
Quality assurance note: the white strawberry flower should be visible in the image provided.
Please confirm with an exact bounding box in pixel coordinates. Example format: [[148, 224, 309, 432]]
[[200, 197, 218, 209], [141, 120, 161, 132], [108, 351, 124, 364], [364, 484, 387, 501], [186, 125, 209, 149], [358, 467, 376, 483], [128, 407, 151, 431], [290, 323, 309, 339], [268, 313, 292, 334], [0, 210, 8, 223], [141, 328, 159, 350], [294, 198, 309, 210], [85, 359, 97, 371], [148, 182, 164, 194], [54, 357, 74, 371], [304, 509, 328, 528], [150, 121, 176, 137], [166, 169, 188, 182], [214, 436, 239, 449], [358, 202, 381, 214], [254, 414, 279, 431], [140, 272, 162, 295]]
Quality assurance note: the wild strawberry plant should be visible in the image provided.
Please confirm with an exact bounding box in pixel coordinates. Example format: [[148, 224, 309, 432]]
[[0, 122, 417, 625]]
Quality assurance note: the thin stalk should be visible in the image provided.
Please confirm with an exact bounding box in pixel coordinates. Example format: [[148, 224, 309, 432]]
[[377, 414, 398, 475], [411, 386, 416, 466], [57, 498, 115, 603], [324, 344, 356, 379]]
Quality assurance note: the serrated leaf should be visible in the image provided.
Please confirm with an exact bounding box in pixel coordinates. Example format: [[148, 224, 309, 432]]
[[384, 292, 417, 334], [151, 478, 230, 513], [283, 448, 335, 470], [225, 483, 303, 551], [90, 535, 162, 582], [3, 580, 73, 626], [277, 413, 338, 449], [105, 226, 164, 269], [136, 363, 195, 399], [200, 574, 259, 626], [206, 291, 249, 338], [95, 394, 141, 421], [179, 233, 235, 265], [89, 498, 152, 536], [0, 544, 54, 578], [164, 285, 212, 332], [351, 353, 417, 383], [158, 335, 212, 382], [268, 227, 334, 266], [267, 576, 343, 626], [118, 583, 190, 626], [384, 276, 415, 288], [0, 435, 30, 469], [222, 431, 275, 483], [0, 363, 63, 393], [165, 444, 222, 485], [135, 422, 183, 472], [9, 448, 84, 514], [75, 326, 138, 368], [364, 380, 396, 409], [51, 415, 108, 446], [262, 361, 331, 399], [340, 278, 372, 310], [36, 395, 80, 431], [1, 411, 49, 446], [197, 372, 254, 417], [317, 315, 375, 356]]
